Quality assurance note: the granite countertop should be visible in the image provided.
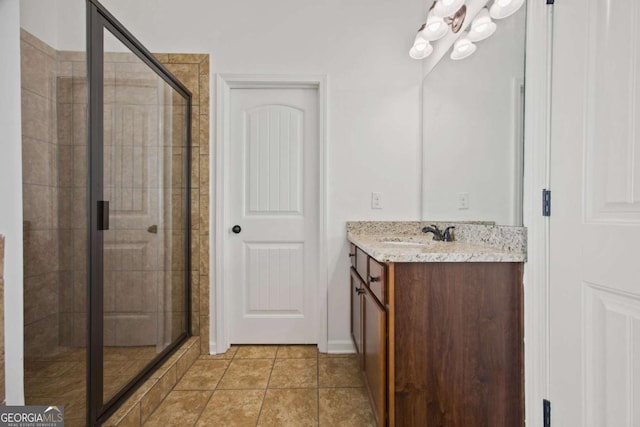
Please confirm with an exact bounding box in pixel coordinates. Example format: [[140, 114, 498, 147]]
[[347, 221, 527, 263]]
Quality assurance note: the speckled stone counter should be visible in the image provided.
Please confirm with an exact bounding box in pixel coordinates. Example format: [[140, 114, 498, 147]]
[[347, 221, 527, 263]]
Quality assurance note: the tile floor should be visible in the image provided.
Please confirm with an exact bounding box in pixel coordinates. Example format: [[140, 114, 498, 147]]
[[143, 345, 376, 427], [25, 346, 160, 426]]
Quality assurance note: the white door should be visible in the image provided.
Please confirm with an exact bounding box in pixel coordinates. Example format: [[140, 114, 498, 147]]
[[227, 87, 319, 344], [550, 0, 640, 425]]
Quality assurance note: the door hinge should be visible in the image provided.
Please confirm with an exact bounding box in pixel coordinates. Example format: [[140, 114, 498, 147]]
[[542, 189, 551, 217], [546, 0, 554, 4], [543, 399, 551, 427]]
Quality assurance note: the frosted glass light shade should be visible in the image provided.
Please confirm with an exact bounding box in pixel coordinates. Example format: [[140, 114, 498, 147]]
[[409, 42, 434, 60], [422, 12, 449, 41], [468, 8, 497, 42], [413, 31, 429, 51], [490, 0, 525, 19], [450, 32, 476, 60], [433, 0, 465, 18]]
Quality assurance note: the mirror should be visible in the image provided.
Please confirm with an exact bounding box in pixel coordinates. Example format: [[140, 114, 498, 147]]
[[421, 5, 526, 226]]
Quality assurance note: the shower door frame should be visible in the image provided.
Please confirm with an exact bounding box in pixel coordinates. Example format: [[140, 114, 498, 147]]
[[87, 1, 192, 425]]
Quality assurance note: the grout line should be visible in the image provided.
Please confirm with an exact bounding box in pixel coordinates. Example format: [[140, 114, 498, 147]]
[[254, 349, 276, 427]]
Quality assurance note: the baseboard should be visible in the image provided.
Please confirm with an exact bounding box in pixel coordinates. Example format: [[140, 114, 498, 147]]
[[326, 340, 356, 354]]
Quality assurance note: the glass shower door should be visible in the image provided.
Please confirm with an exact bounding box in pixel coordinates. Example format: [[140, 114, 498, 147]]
[[88, 2, 191, 424]]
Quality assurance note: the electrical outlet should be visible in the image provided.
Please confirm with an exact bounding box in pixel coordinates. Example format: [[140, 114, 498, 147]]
[[457, 192, 469, 210], [371, 192, 383, 209]]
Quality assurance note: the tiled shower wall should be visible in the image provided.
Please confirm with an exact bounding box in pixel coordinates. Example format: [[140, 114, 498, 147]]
[[21, 30, 62, 357], [57, 50, 89, 347], [21, 29, 211, 355], [158, 54, 210, 354]]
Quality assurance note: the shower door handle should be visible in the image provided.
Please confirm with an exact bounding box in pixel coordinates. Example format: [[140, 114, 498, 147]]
[[98, 201, 109, 231]]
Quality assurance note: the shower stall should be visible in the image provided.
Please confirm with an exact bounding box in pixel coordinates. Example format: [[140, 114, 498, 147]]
[[21, 1, 192, 425]]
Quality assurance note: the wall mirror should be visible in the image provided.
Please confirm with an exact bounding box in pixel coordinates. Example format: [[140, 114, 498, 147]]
[[420, 4, 526, 226]]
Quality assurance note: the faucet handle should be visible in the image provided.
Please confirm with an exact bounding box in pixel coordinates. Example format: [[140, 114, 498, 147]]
[[422, 224, 444, 240], [442, 226, 456, 242]]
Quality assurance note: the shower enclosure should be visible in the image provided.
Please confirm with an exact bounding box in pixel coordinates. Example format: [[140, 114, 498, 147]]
[[88, 2, 191, 424], [21, 1, 191, 425]]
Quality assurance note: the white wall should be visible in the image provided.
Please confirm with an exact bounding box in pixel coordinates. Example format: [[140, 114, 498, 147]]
[[0, 0, 25, 405], [48, 0, 426, 350], [20, 0, 59, 49], [421, 7, 525, 225]]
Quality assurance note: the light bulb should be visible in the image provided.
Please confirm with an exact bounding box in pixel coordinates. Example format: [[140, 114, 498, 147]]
[[414, 32, 429, 51], [421, 12, 449, 41], [450, 32, 477, 60], [468, 8, 497, 42], [409, 43, 433, 59], [490, 0, 525, 19], [433, 0, 465, 18]]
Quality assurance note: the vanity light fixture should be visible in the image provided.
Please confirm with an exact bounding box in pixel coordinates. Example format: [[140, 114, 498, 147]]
[[450, 32, 476, 60], [490, 0, 525, 20], [433, 0, 465, 18], [408, 0, 523, 61], [468, 8, 496, 42]]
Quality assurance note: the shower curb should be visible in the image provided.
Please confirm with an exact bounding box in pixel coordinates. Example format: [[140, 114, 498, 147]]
[[103, 336, 200, 426]]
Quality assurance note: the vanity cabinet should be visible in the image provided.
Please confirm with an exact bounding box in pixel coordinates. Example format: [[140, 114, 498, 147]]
[[350, 245, 524, 427]]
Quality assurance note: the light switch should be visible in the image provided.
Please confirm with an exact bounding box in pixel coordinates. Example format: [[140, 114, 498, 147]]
[[371, 192, 383, 209], [457, 192, 469, 210]]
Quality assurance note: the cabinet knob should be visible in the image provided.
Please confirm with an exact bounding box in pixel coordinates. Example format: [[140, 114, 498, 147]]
[[356, 287, 365, 295], [369, 275, 380, 283]]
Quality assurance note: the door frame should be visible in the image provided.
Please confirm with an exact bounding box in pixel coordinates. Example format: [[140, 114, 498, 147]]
[[522, 0, 553, 425], [213, 74, 329, 354]]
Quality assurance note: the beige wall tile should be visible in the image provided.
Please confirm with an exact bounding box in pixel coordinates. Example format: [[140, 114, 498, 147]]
[[24, 272, 58, 325], [168, 54, 207, 64], [164, 63, 199, 103], [141, 364, 177, 422], [22, 138, 53, 186], [23, 229, 58, 278], [199, 114, 209, 155], [21, 90, 53, 142], [0, 235, 4, 277], [199, 73, 209, 117], [21, 39, 55, 99], [22, 184, 55, 230], [199, 315, 209, 354]]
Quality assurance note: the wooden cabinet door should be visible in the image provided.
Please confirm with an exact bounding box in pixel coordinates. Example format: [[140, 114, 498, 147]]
[[364, 286, 387, 427], [350, 268, 364, 362]]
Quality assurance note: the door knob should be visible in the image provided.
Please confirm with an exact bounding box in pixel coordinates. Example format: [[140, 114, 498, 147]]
[[147, 225, 158, 234], [232, 225, 242, 234]]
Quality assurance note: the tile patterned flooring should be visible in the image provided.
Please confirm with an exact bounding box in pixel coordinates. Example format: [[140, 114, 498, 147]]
[[144, 345, 376, 426], [25, 346, 161, 426]]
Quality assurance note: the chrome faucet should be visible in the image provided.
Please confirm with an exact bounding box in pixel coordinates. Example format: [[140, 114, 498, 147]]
[[421, 224, 455, 242]]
